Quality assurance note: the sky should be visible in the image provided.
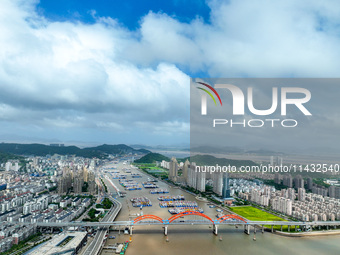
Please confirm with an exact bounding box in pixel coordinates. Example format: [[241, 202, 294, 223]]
[[0, 0, 340, 147]]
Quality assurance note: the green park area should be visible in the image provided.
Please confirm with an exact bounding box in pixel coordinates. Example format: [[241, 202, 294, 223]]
[[230, 206, 296, 232], [138, 164, 167, 173], [134, 163, 169, 179], [136, 163, 162, 170], [141, 166, 165, 171]]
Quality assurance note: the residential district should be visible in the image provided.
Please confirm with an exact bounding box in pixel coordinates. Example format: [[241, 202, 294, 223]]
[[0, 153, 339, 254]]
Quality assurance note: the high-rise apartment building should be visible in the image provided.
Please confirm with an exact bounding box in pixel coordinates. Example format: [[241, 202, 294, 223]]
[[169, 157, 178, 182]]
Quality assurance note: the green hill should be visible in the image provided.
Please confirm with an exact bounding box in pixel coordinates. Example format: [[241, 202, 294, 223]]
[[0, 143, 80, 156], [134, 153, 170, 163], [0, 143, 150, 158], [86, 144, 150, 155], [0, 151, 24, 164], [135, 153, 257, 167], [137, 148, 151, 154]]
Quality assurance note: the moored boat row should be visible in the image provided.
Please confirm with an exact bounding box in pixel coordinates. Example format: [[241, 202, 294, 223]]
[[168, 207, 204, 214], [159, 201, 198, 208], [150, 189, 169, 194], [158, 195, 185, 201]]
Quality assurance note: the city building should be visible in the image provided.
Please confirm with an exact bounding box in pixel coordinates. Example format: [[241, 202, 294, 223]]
[[298, 188, 306, 201], [283, 174, 293, 188], [196, 171, 206, 192], [294, 175, 304, 189], [222, 173, 230, 198], [73, 174, 84, 194], [212, 172, 223, 196], [328, 186, 340, 199], [168, 157, 178, 182], [30, 231, 87, 255], [182, 159, 190, 182], [274, 173, 281, 184], [307, 177, 313, 190]]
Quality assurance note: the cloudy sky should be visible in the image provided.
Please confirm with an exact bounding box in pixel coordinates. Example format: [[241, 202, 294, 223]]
[[0, 0, 340, 147]]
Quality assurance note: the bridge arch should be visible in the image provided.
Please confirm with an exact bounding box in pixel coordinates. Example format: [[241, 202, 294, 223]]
[[133, 214, 163, 224], [168, 211, 214, 224], [217, 214, 247, 223]]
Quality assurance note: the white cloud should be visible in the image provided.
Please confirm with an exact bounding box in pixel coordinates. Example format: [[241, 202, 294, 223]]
[[125, 0, 340, 77], [0, 0, 339, 144], [0, 0, 190, 144]]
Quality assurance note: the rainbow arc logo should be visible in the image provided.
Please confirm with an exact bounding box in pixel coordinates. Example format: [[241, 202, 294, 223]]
[[196, 82, 223, 106]]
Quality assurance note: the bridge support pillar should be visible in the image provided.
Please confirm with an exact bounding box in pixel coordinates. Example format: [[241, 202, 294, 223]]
[[213, 224, 218, 235], [288, 225, 290, 232], [129, 226, 133, 235], [271, 225, 274, 233], [254, 225, 256, 233], [319, 226, 321, 230], [244, 225, 250, 235], [280, 225, 283, 231], [327, 225, 329, 230], [262, 225, 264, 234], [164, 225, 168, 236]]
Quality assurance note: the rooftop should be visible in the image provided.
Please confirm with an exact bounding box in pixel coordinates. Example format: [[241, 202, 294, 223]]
[[28, 231, 87, 255]]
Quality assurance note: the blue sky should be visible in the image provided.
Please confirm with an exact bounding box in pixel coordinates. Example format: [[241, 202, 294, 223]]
[[0, 0, 340, 148], [38, 0, 210, 30]]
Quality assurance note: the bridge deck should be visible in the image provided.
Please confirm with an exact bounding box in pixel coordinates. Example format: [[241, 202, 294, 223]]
[[35, 220, 340, 227]]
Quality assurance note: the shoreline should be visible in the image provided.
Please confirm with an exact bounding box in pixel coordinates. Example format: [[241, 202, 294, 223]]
[[274, 229, 340, 237]]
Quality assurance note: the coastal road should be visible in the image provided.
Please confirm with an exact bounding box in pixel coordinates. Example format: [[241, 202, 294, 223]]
[[82, 197, 121, 255]]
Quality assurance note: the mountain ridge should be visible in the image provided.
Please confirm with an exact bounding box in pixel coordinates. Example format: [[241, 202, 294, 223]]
[[0, 143, 150, 158]]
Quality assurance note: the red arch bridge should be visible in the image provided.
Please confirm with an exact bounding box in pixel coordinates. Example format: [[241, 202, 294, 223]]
[[130, 210, 247, 235], [34, 210, 339, 235], [133, 210, 246, 225]]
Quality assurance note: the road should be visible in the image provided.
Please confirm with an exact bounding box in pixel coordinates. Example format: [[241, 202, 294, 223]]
[[81, 198, 121, 255]]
